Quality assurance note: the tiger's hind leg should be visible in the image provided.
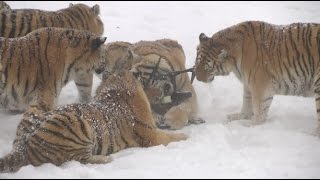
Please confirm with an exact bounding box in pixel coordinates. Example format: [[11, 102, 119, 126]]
[[313, 88, 320, 137], [75, 71, 93, 104], [227, 85, 254, 121]]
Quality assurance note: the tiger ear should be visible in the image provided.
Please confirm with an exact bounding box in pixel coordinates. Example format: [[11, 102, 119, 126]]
[[91, 37, 107, 50], [92, 4, 100, 16], [69, 3, 73, 7], [199, 33, 209, 43], [121, 49, 135, 70], [217, 49, 227, 62], [129, 67, 140, 79], [127, 49, 134, 60], [129, 49, 141, 64]]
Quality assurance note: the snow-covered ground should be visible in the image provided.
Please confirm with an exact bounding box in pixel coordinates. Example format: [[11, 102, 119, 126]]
[[1, 1, 320, 178]]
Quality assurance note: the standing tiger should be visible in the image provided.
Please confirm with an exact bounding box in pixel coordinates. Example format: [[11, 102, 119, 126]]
[[0, 27, 106, 112], [0, 64, 187, 173], [0, 3, 104, 38], [96, 39, 204, 130], [193, 21, 320, 136]]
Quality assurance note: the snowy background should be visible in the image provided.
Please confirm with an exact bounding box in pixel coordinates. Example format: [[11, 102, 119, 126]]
[[1, 1, 320, 178]]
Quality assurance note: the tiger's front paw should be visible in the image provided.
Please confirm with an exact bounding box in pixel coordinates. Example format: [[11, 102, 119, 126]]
[[159, 108, 189, 130], [227, 112, 252, 121], [172, 132, 189, 141], [79, 96, 92, 104]]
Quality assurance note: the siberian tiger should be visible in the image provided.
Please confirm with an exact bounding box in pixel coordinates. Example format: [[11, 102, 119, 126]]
[[193, 21, 320, 136], [0, 27, 106, 112], [0, 64, 187, 173], [0, 3, 104, 38], [96, 40, 204, 130]]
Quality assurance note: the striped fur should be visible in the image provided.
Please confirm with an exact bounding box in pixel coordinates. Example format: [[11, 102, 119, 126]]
[[0, 1, 10, 12], [96, 40, 202, 130], [0, 27, 106, 112], [194, 21, 320, 135], [0, 3, 104, 38], [0, 70, 187, 173]]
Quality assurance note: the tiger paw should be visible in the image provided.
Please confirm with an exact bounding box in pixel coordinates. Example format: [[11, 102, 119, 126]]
[[86, 155, 113, 164], [238, 117, 265, 127], [172, 132, 189, 141], [161, 109, 189, 130], [227, 112, 252, 121]]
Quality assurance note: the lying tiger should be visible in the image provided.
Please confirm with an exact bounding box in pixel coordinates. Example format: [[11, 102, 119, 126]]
[[0, 57, 187, 173], [0, 27, 106, 112], [96, 39, 204, 130]]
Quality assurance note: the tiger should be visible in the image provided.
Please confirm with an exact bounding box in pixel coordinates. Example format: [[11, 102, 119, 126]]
[[0, 27, 106, 113], [0, 1, 11, 12], [0, 2, 104, 38], [96, 39, 204, 130], [0, 61, 188, 173], [193, 20, 320, 136]]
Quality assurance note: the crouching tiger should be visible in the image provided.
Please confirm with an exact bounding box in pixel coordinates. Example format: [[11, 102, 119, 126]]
[[193, 20, 320, 136], [0, 27, 106, 112], [0, 61, 187, 173], [96, 40, 204, 130]]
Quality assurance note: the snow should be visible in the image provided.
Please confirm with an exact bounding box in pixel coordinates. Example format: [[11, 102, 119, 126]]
[[1, 1, 320, 178]]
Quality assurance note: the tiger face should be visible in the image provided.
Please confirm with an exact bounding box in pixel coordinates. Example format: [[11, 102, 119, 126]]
[[98, 48, 175, 106], [140, 74, 175, 106], [194, 33, 233, 83], [63, 31, 106, 71]]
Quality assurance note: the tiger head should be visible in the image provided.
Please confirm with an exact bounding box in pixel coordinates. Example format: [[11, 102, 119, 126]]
[[96, 42, 190, 107], [68, 3, 104, 36], [96, 51, 173, 106], [95, 42, 139, 79], [131, 55, 190, 107], [59, 28, 107, 73], [193, 32, 235, 83]]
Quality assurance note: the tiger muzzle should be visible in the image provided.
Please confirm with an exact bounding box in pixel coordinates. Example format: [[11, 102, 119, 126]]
[[153, 91, 193, 115]]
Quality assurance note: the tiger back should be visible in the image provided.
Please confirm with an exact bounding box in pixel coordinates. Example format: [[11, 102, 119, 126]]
[[0, 3, 104, 38], [97, 39, 203, 130], [0, 69, 187, 173], [194, 21, 320, 136], [0, 1, 11, 12], [0, 27, 106, 112]]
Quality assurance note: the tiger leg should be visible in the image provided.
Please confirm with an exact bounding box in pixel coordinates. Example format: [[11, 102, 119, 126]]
[[33, 89, 57, 111], [75, 70, 93, 104], [147, 129, 188, 147], [250, 91, 274, 126], [227, 85, 254, 121], [313, 90, 320, 137], [187, 87, 205, 125], [161, 86, 201, 130], [161, 106, 189, 130]]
